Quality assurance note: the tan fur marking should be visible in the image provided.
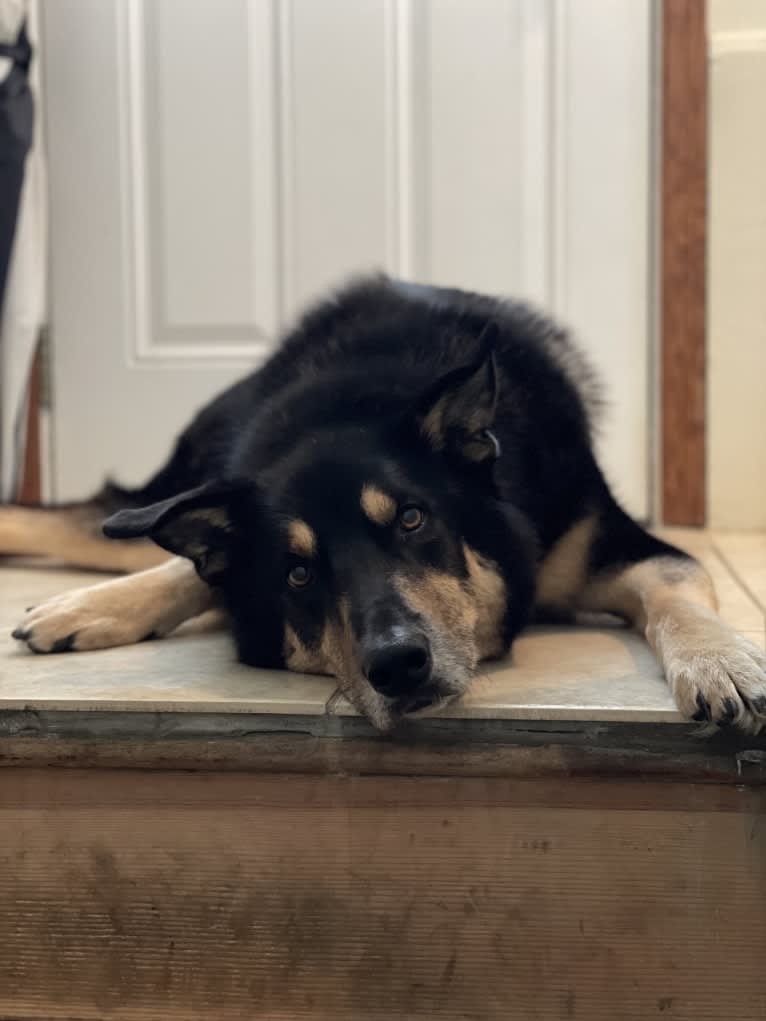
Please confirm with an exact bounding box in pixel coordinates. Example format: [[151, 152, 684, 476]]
[[13, 557, 213, 652], [420, 401, 447, 449], [0, 505, 169, 573], [397, 571, 476, 638], [165, 509, 235, 572], [287, 519, 317, 558], [360, 485, 396, 526], [283, 599, 351, 678], [582, 555, 717, 627], [463, 544, 507, 659], [182, 507, 233, 532], [283, 624, 326, 674], [395, 569, 478, 678], [420, 390, 487, 451], [535, 514, 597, 610]]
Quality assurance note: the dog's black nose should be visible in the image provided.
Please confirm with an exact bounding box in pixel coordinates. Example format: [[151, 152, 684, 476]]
[[363, 635, 432, 696]]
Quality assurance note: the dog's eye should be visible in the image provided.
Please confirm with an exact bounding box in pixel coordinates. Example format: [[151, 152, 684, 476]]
[[399, 505, 425, 532], [287, 564, 312, 589]]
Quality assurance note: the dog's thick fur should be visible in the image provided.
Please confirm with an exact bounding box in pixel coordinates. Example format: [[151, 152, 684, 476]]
[[5, 277, 766, 730]]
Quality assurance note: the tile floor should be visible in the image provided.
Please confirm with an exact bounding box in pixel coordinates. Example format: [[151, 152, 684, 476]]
[[0, 529, 764, 725]]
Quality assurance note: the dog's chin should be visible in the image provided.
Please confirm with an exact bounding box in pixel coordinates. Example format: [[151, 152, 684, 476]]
[[395, 687, 462, 720], [343, 676, 467, 732]]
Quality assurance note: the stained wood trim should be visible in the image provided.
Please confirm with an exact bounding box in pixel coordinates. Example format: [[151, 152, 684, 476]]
[[17, 345, 42, 504], [3, 723, 766, 784], [661, 0, 708, 525]]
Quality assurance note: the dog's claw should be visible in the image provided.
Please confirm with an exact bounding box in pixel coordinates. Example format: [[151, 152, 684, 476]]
[[717, 697, 739, 727], [692, 692, 712, 722]]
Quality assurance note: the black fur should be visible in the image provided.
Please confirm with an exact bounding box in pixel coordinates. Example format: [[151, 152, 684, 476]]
[[102, 275, 685, 701]]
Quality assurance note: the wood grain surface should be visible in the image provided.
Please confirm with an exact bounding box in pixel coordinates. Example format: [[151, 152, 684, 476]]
[[662, 0, 708, 525], [1, 769, 764, 1020]]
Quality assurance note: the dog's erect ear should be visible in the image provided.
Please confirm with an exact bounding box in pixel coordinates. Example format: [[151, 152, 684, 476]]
[[417, 329, 501, 463], [102, 480, 250, 582]]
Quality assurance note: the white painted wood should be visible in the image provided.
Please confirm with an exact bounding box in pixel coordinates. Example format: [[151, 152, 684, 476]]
[[708, 15, 766, 528], [120, 0, 280, 360], [416, 0, 525, 292], [558, 0, 651, 515], [519, 0, 553, 308], [43, 0, 258, 500], [285, 0, 392, 304], [44, 0, 652, 517]]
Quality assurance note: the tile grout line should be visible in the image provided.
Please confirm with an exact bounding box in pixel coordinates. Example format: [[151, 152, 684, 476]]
[[710, 542, 766, 640], [710, 540, 766, 613]]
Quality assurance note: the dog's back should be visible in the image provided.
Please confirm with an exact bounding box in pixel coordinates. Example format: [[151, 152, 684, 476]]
[[138, 275, 606, 556]]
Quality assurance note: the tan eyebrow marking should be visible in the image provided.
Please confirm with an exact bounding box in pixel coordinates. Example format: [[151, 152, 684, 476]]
[[360, 484, 397, 526], [287, 519, 317, 558]]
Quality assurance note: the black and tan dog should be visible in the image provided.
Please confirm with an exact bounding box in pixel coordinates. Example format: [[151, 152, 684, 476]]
[[4, 277, 766, 731]]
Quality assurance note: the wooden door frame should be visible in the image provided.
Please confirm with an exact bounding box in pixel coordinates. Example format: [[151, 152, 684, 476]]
[[17, 346, 42, 504], [661, 0, 707, 526], [21, 1, 709, 522]]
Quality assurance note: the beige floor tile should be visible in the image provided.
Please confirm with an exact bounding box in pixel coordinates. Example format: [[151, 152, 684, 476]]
[[712, 531, 766, 616], [657, 528, 765, 633], [0, 567, 336, 715]]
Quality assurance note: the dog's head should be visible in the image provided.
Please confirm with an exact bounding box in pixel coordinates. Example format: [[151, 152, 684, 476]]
[[104, 353, 536, 729]]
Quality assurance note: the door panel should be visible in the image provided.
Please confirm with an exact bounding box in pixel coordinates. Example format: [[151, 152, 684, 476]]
[[43, 0, 651, 516]]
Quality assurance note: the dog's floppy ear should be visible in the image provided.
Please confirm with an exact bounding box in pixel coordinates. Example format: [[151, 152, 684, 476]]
[[417, 324, 501, 463], [102, 480, 249, 582]]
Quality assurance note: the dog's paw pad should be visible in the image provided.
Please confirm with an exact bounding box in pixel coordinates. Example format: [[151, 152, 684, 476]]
[[691, 692, 712, 722], [717, 696, 739, 727], [49, 633, 78, 654]]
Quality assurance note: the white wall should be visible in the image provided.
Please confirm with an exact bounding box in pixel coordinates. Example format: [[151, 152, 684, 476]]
[[707, 0, 766, 528]]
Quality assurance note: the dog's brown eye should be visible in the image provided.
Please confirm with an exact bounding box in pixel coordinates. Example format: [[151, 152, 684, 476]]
[[399, 505, 425, 532], [287, 564, 312, 588]]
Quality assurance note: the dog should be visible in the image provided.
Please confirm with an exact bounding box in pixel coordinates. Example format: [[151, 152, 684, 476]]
[[4, 276, 765, 731]]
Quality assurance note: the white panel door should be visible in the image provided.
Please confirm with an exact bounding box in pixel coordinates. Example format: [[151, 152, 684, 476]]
[[43, 0, 652, 516]]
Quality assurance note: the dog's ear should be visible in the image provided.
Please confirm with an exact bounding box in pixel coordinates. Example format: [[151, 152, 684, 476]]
[[102, 480, 250, 582], [416, 326, 501, 463]]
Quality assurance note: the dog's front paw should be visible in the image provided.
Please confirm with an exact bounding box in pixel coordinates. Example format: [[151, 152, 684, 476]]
[[11, 580, 160, 654], [661, 618, 766, 732]]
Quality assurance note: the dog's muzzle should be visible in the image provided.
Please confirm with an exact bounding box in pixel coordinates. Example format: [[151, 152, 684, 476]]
[[361, 626, 450, 716]]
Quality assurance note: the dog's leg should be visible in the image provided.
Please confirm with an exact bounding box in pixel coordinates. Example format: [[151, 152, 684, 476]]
[[576, 505, 766, 731], [11, 556, 214, 653], [0, 500, 169, 572]]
